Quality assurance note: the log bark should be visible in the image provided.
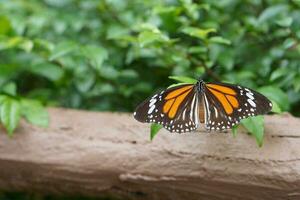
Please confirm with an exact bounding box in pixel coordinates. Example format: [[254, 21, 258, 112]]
[[0, 108, 299, 200]]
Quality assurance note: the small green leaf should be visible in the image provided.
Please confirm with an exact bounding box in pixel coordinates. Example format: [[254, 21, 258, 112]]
[[270, 67, 288, 81], [283, 38, 296, 49], [74, 69, 96, 93], [1, 82, 17, 96], [99, 65, 119, 80], [182, 27, 216, 39], [168, 76, 198, 84], [0, 95, 8, 105], [276, 17, 293, 27], [34, 39, 55, 51], [29, 63, 64, 81], [49, 41, 77, 61], [18, 39, 33, 52], [258, 5, 288, 24], [0, 16, 11, 35], [293, 76, 300, 92], [188, 46, 207, 54], [81, 45, 108, 71], [241, 116, 264, 147], [271, 100, 281, 113], [119, 69, 139, 79], [0, 36, 33, 52], [150, 123, 163, 140], [138, 30, 169, 47], [232, 125, 239, 137], [209, 36, 231, 45], [0, 98, 21, 135], [20, 99, 49, 127]]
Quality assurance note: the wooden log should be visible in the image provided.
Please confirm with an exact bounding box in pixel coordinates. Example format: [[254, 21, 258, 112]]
[[0, 108, 299, 200]]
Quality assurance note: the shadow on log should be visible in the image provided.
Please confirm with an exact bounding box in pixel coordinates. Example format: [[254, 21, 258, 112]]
[[0, 108, 300, 200]]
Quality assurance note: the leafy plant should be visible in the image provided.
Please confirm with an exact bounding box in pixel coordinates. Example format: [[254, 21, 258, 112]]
[[0, 0, 298, 138], [150, 123, 163, 140], [0, 82, 48, 136]]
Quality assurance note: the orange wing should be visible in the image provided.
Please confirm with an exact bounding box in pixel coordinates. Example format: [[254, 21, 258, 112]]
[[163, 85, 193, 119], [206, 83, 239, 115]]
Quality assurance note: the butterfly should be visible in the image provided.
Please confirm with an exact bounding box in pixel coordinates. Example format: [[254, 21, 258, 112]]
[[133, 79, 272, 133]]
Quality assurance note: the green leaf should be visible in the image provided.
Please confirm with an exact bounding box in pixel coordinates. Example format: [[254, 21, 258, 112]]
[[241, 116, 264, 147], [258, 5, 288, 24], [1, 82, 17, 96], [209, 36, 231, 45], [182, 27, 216, 39], [29, 63, 64, 81], [138, 30, 169, 47], [106, 25, 130, 40], [258, 86, 289, 111], [168, 76, 198, 84], [271, 100, 281, 113], [74, 69, 96, 93], [0, 16, 11, 35], [283, 38, 296, 49], [232, 125, 239, 137], [188, 46, 207, 54], [0, 98, 21, 135], [150, 123, 163, 140], [293, 76, 300, 92], [119, 69, 139, 79], [81, 45, 108, 71], [99, 65, 119, 80], [276, 17, 293, 27], [0, 95, 8, 105], [34, 39, 55, 51], [0, 36, 33, 52], [270, 67, 288, 81], [18, 39, 34, 52], [20, 99, 49, 127], [49, 41, 77, 61]]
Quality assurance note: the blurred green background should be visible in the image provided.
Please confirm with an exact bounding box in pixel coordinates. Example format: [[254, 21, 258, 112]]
[[1, 0, 300, 199]]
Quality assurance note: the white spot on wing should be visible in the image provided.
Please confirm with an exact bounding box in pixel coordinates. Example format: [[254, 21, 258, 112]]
[[148, 105, 155, 114], [247, 99, 256, 107], [246, 92, 254, 100]]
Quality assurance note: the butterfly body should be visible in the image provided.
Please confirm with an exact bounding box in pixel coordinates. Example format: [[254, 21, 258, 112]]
[[134, 79, 272, 133]]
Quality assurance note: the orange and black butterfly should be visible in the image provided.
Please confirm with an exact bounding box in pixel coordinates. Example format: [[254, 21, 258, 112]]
[[134, 79, 272, 133]]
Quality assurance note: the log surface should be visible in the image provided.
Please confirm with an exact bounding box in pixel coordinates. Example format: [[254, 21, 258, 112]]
[[0, 108, 299, 200]]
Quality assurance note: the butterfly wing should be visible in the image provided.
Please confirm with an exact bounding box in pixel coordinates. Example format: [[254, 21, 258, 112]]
[[203, 82, 272, 130], [134, 84, 200, 133]]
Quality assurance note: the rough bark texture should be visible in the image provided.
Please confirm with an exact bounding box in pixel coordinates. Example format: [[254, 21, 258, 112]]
[[0, 108, 299, 200]]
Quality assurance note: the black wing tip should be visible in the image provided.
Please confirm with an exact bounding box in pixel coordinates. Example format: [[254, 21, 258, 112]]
[[133, 109, 148, 123]]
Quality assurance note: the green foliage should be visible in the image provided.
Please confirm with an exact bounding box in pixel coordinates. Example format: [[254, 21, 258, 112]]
[[168, 76, 198, 84], [241, 116, 265, 147], [232, 125, 238, 138], [150, 123, 163, 140], [0, 97, 21, 135], [0, 1, 299, 136], [0, 79, 49, 135]]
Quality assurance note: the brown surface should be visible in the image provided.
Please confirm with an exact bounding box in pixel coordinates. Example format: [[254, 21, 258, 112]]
[[0, 108, 299, 200]]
